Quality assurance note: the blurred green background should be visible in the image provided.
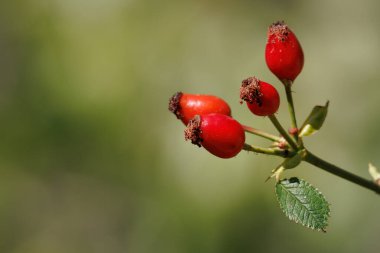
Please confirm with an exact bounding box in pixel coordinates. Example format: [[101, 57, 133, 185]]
[[1, 0, 380, 252]]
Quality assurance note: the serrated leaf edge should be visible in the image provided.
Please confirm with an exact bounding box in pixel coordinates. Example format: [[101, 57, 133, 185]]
[[275, 178, 331, 232]]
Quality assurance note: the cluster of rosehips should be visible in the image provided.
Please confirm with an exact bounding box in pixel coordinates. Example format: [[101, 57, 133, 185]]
[[169, 21, 304, 159]]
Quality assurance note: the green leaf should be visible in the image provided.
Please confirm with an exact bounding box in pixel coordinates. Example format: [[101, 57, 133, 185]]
[[299, 101, 329, 137], [275, 177, 330, 231]]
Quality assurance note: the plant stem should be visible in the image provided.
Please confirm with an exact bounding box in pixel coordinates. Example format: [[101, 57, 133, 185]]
[[243, 143, 293, 157], [268, 115, 298, 151], [242, 125, 281, 142], [283, 80, 302, 146], [304, 150, 380, 194]]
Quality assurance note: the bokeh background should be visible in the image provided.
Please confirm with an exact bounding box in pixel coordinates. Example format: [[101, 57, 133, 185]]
[[1, 0, 380, 252]]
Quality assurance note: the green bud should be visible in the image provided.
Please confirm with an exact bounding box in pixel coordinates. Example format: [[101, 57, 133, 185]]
[[299, 101, 329, 137]]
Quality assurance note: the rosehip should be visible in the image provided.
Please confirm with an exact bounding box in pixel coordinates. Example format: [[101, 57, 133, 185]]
[[184, 113, 245, 159], [265, 21, 304, 82], [168, 92, 231, 125], [240, 76, 280, 116]]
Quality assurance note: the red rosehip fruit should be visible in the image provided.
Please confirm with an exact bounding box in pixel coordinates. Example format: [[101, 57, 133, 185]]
[[184, 113, 245, 159], [168, 92, 231, 125], [240, 76, 280, 116], [265, 21, 304, 82]]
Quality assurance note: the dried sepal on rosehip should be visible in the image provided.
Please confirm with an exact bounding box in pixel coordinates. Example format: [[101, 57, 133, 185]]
[[184, 113, 245, 159], [168, 92, 231, 125], [265, 21, 304, 82], [240, 77, 280, 116]]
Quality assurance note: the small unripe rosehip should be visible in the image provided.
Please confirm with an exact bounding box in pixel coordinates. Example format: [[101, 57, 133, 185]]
[[240, 76, 280, 116], [265, 21, 304, 82], [168, 92, 231, 125], [184, 113, 245, 159]]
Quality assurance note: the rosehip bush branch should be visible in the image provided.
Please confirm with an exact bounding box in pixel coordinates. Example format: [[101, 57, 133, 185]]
[[168, 21, 380, 231]]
